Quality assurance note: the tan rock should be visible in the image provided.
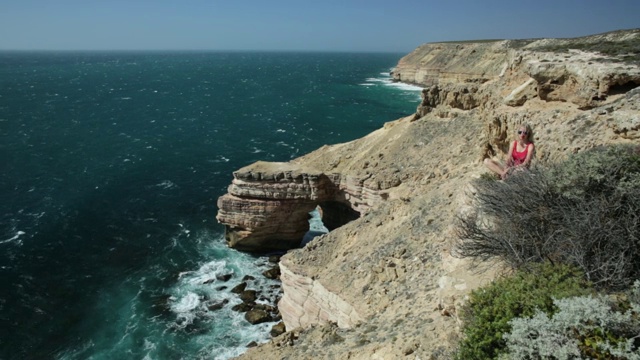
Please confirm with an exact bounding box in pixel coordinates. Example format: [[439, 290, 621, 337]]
[[216, 160, 394, 251], [503, 78, 537, 106], [391, 41, 510, 86], [525, 53, 640, 109], [278, 258, 364, 330]]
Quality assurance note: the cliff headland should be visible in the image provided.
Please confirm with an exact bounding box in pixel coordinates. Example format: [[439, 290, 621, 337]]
[[219, 29, 640, 359]]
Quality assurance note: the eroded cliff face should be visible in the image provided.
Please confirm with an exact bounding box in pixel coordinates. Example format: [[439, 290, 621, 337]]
[[220, 29, 640, 359], [216, 160, 392, 251]]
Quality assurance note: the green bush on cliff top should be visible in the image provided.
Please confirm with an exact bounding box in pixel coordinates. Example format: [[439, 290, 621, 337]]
[[455, 262, 593, 360], [501, 281, 640, 360]]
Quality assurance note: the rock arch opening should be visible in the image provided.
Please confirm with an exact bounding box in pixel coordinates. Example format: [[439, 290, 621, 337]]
[[608, 81, 640, 96], [302, 202, 361, 246], [318, 201, 361, 231]]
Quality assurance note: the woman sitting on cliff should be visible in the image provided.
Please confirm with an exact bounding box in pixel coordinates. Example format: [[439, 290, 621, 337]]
[[484, 124, 535, 179]]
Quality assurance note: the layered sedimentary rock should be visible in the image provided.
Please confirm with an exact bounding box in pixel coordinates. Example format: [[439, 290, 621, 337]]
[[391, 41, 510, 86], [222, 29, 640, 359], [216, 160, 395, 251], [216, 162, 336, 251], [278, 259, 363, 329]]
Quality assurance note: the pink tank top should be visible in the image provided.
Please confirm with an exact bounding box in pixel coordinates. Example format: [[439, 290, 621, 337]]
[[512, 141, 530, 166]]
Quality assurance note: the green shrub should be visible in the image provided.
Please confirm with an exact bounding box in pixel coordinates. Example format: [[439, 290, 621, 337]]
[[455, 263, 593, 360], [547, 144, 640, 200], [501, 281, 640, 360], [456, 145, 640, 290]]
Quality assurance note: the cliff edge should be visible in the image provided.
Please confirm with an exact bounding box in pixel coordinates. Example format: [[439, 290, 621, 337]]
[[220, 29, 640, 359]]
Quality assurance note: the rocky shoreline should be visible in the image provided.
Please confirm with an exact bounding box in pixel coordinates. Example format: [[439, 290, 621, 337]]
[[227, 255, 287, 340], [217, 29, 640, 359]]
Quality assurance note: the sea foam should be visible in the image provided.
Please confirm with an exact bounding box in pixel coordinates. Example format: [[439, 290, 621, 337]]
[[0, 231, 25, 245], [359, 74, 423, 97]]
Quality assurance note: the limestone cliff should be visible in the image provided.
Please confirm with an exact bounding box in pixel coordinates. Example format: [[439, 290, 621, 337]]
[[219, 29, 640, 359], [216, 161, 387, 251]]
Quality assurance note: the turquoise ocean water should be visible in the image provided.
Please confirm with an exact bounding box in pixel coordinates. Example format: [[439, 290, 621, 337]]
[[0, 51, 421, 359]]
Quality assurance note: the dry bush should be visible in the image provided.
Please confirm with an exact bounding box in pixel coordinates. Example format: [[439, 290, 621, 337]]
[[456, 145, 640, 291]]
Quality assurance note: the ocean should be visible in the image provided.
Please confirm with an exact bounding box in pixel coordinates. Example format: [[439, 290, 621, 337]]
[[0, 51, 422, 359]]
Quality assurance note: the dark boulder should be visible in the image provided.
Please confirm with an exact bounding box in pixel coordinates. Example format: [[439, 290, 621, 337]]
[[240, 290, 257, 303], [253, 303, 277, 313], [231, 303, 252, 312], [270, 322, 286, 337], [216, 273, 233, 282], [207, 299, 229, 311], [263, 266, 281, 280], [245, 309, 271, 324], [231, 282, 247, 294]]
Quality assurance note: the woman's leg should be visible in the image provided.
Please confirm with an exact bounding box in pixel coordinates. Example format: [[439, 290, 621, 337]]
[[484, 158, 505, 177]]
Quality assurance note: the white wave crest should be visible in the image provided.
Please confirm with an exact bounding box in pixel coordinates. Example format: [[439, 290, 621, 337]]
[[155, 180, 177, 189], [361, 74, 423, 94], [209, 155, 230, 163], [172, 292, 201, 313], [185, 260, 229, 286], [1, 231, 25, 245], [386, 82, 424, 91]]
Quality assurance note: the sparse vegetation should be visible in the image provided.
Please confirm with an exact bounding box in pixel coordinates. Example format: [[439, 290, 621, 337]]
[[456, 145, 640, 291], [455, 145, 640, 358], [455, 263, 593, 360], [431, 29, 640, 63], [530, 30, 640, 65], [501, 281, 640, 359]]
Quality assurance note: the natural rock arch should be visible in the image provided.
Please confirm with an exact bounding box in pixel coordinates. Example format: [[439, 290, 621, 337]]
[[317, 200, 360, 232], [216, 162, 366, 252]]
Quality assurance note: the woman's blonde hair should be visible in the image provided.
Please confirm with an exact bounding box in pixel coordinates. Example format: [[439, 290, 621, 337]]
[[518, 124, 533, 143]]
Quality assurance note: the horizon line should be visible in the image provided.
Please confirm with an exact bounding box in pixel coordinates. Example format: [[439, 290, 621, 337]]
[[0, 48, 411, 54]]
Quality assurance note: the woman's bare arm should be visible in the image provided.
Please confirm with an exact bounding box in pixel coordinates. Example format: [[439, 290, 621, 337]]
[[505, 141, 515, 167], [521, 143, 535, 167]]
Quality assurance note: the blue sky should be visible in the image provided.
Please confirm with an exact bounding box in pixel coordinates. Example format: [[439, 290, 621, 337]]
[[1, 0, 639, 52]]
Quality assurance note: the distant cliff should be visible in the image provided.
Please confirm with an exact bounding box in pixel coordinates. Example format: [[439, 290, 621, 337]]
[[221, 29, 640, 359]]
